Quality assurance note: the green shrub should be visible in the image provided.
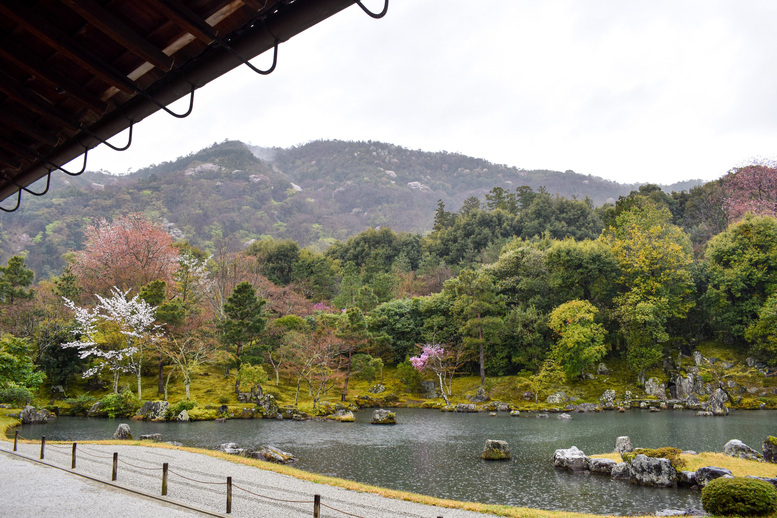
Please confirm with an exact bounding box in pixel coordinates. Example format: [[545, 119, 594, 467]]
[[64, 394, 96, 415], [0, 386, 32, 406], [396, 360, 421, 393], [701, 477, 777, 516], [100, 390, 140, 419], [621, 447, 685, 469]]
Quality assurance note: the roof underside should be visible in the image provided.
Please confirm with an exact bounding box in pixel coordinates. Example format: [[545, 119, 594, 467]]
[[0, 0, 376, 209]]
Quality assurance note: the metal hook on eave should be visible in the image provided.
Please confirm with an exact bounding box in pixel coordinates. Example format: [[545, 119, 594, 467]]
[[147, 84, 196, 119], [11, 172, 52, 196], [355, 0, 388, 19], [0, 188, 22, 213], [80, 120, 134, 152], [45, 148, 89, 176], [242, 38, 279, 75]]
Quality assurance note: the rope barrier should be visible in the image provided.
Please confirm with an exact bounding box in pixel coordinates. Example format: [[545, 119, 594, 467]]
[[168, 468, 228, 485], [231, 482, 314, 504], [76, 447, 115, 460], [117, 457, 163, 471], [320, 502, 369, 518]]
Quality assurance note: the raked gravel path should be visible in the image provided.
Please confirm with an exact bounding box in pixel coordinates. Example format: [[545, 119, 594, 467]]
[[1, 438, 494, 518]]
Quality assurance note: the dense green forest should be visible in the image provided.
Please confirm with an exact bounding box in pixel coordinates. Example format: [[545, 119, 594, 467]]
[[0, 142, 775, 416], [0, 139, 701, 279]]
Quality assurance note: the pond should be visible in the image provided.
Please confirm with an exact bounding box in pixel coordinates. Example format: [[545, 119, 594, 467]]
[[13, 408, 777, 515]]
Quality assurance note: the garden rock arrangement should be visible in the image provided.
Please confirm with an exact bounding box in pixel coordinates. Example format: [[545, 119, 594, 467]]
[[135, 401, 169, 421], [20, 405, 53, 424], [552, 436, 777, 489], [216, 443, 297, 464]]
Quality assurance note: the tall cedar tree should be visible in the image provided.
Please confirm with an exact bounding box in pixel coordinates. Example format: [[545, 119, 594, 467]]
[[219, 282, 267, 394]]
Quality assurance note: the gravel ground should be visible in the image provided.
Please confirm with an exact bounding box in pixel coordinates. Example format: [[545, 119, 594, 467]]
[[2, 440, 492, 518]]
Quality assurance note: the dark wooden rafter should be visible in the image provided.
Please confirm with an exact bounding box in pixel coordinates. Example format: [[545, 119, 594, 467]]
[[0, 111, 60, 148], [0, 34, 107, 114], [0, 135, 39, 161], [157, 0, 219, 44], [240, 0, 272, 12], [0, 1, 136, 94], [0, 71, 81, 131], [59, 0, 176, 71]]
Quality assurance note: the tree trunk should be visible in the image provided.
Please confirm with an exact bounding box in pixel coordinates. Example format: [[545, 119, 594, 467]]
[[437, 373, 450, 406], [157, 353, 164, 395], [478, 316, 485, 386], [341, 348, 353, 402]]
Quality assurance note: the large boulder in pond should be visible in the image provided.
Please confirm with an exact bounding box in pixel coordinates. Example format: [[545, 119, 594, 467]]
[[216, 442, 245, 455], [371, 409, 396, 424], [694, 466, 733, 487], [20, 406, 52, 424], [723, 439, 763, 461], [482, 440, 511, 461], [136, 401, 169, 420], [553, 446, 590, 472], [764, 436, 777, 463], [176, 409, 190, 422], [702, 388, 729, 416], [628, 454, 677, 487], [250, 445, 297, 464], [140, 433, 163, 442], [112, 423, 132, 440]]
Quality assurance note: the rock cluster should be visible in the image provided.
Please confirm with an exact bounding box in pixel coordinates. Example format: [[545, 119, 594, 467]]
[[20, 406, 53, 424], [215, 443, 298, 464], [371, 409, 396, 424]]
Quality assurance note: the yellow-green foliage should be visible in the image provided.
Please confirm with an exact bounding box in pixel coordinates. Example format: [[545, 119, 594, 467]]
[[621, 447, 685, 469]]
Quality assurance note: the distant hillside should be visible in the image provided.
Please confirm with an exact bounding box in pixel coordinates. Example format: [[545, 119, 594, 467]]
[[0, 139, 704, 278]]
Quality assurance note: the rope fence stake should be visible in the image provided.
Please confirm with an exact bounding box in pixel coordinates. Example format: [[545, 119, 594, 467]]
[[72, 442, 77, 469], [40, 436, 45, 459], [13, 431, 17, 451], [314, 494, 320, 518], [112, 452, 118, 481], [226, 476, 232, 514], [162, 462, 168, 496]]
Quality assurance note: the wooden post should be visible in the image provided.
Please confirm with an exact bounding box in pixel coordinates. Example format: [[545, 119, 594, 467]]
[[162, 463, 168, 496], [313, 494, 321, 518], [112, 452, 118, 481], [40, 436, 45, 459], [13, 431, 17, 451], [226, 476, 232, 514], [72, 442, 77, 469]]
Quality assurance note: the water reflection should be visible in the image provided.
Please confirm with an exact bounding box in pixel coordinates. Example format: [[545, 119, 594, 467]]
[[14, 409, 777, 515]]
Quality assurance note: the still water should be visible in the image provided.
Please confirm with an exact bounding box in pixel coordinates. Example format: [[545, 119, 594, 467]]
[[14, 409, 777, 515]]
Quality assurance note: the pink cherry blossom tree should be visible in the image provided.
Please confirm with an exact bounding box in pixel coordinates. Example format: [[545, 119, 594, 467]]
[[723, 164, 777, 222], [410, 343, 455, 405]]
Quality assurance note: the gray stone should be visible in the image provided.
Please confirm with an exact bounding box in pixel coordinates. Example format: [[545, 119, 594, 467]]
[[176, 409, 190, 422], [764, 436, 777, 463], [552, 446, 589, 472], [536, 413, 549, 418], [674, 374, 695, 400], [597, 363, 610, 375], [420, 381, 437, 398], [723, 439, 763, 461], [509, 410, 520, 417], [256, 394, 279, 418], [455, 403, 477, 413], [696, 411, 713, 416], [677, 470, 697, 487], [692, 351, 705, 366], [20, 406, 52, 424], [112, 423, 132, 440], [250, 445, 297, 464], [521, 391, 535, 401], [628, 454, 677, 487], [216, 442, 245, 455], [656, 509, 704, 517], [469, 386, 489, 403], [703, 388, 729, 416], [482, 440, 511, 460], [368, 384, 385, 394], [139, 433, 163, 442], [546, 391, 568, 404], [599, 389, 616, 409], [611, 462, 630, 480], [371, 409, 396, 424], [136, 400, 169, 420], [747, 357, 767, 370], [589, 457, 616, 475], [615, 436, 634, 456], [557, 413, 572, 420], [87, 401, 102, 417], [695, 466, 733, 487], [645, 377, 668, 400]]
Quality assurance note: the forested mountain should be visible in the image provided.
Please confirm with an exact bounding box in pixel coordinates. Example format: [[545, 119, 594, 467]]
[[0, 139, 703, 279]]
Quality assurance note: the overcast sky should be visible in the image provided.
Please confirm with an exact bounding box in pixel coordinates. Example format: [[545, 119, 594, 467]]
[[85, 0, 777, 185]]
